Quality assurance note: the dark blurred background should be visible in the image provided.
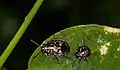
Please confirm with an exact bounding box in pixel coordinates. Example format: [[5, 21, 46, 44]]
[[0, 0, 120, 70]]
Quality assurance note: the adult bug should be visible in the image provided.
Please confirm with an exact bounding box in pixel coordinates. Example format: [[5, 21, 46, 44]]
[[41, 39, 70, 57], [31, 39, 70, 63], [72, 46, 90, 66]]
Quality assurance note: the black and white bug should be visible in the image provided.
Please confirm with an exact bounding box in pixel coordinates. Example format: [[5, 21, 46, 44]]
[[41, 39, 70, 58], [72, 46, 90, 66], [31, 39, 70, 61]]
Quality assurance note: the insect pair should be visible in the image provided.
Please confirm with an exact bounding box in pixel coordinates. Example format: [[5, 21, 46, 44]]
[[31, 39, 90, 66]]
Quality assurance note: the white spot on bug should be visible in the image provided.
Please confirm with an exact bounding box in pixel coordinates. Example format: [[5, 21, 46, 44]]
[[99, 42, 110, 55]]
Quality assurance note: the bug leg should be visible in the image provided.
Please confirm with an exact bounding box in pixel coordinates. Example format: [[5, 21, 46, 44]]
[[83, 57, 89, 63], [72, 59, 76, 67], [78, 59, 82, 65], [79, 59, 81, 63], [54, 56, 60, 64]]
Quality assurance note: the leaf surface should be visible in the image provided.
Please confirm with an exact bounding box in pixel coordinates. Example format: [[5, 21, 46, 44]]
[[28, 24, 120, 70]]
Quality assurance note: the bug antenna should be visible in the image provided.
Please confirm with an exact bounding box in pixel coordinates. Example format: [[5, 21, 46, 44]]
[[30, 39, 39, 46]]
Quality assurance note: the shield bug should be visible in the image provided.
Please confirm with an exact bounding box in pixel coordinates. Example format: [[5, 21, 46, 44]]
[[31, 39, 70, 63], [72, 46, 90, 66], [41, 39, 70, 58]]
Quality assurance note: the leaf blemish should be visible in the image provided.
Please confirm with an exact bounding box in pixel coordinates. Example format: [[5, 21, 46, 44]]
[[97, 35, 103, 43], [113, 54, 118, 58], [117, 46, 120, 51], [99, 42, 110, 55], [104, 27, 120, 34]]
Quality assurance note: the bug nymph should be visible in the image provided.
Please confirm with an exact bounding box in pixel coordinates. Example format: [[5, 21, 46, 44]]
[[31, 39, 70, 63], [72, 46, 90, 66]]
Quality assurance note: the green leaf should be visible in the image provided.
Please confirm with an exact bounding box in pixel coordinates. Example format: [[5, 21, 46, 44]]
[[28, 24, 120, 70]]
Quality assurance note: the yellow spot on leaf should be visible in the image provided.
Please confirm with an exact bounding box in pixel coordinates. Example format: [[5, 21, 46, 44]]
[[100, 42, 110, 55]]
